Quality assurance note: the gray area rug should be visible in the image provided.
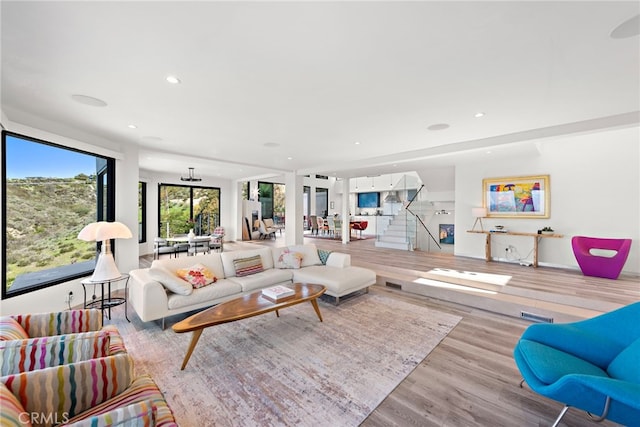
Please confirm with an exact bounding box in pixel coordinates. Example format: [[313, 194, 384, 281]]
[[113, 293, 461, 426]]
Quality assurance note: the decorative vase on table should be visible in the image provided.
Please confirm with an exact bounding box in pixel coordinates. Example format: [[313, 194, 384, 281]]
[[188, 229, 195, 239]]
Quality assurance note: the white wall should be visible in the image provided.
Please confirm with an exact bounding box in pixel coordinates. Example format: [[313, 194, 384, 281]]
[[455, 126, 640, 274]]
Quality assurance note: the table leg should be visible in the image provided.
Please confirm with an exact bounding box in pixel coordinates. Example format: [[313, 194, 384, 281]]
[[180, 329, 204, 371], [124, 278, 130, 322], [533, 237, 540, 268], [485, 233, 492, 262], [310, 298, 323, 322], [275, 310, 280, 318], [107, 281, 112, 320]]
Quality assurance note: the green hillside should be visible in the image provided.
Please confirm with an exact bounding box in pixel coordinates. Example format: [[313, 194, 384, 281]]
[[5, 175, 97, 288]]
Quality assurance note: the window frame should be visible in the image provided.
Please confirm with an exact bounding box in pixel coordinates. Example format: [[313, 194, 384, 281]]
[[138, 181, 147, 243], [157, 183, 221, 238], [2, 130, 115, 299]]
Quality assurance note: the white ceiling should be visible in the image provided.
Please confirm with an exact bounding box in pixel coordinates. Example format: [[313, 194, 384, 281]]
[[2, 1, 639, 181]]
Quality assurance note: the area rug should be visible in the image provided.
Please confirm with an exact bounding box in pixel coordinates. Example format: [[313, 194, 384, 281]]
[[113, 294, 461, 427]]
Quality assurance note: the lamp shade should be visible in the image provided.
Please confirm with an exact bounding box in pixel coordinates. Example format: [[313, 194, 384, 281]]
[[472, 207, 487, 218], [78, 221, 132, 282], [78, 221, 132, 242]]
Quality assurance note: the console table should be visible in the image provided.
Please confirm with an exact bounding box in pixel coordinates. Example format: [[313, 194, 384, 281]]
[[467, 230, 563, 267]]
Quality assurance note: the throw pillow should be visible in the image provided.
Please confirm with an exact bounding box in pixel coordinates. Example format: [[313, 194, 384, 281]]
[[177, 263, 217, 289], [317, 249, 332, 265], [149, 265, 193, 296], [0, 317, 29, 341], [276, 249, 304, 269], [233, 255, 264, 277]]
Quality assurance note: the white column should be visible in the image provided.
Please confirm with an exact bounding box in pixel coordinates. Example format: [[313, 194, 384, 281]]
[[285, 172, 304, 245], [342, 178, 350, 244]]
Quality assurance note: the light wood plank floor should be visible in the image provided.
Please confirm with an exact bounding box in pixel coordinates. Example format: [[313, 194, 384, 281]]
[[144, 236, 638, 426]]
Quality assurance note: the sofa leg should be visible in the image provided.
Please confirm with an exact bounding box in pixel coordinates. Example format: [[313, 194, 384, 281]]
[[161, 317, 165, 330], [551, 406, 570, 427], [334, 296, 340, 305]]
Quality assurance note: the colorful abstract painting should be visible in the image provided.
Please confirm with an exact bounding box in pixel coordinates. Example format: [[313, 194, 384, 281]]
[[483, 175, 549, 218]]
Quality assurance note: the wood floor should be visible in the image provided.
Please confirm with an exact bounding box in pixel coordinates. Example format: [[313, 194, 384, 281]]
[[144, 236, 639, 426]]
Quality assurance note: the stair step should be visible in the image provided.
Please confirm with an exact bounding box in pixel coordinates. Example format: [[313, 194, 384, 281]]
[[375, 241, 411, 250], [378, 235, 409, 244]]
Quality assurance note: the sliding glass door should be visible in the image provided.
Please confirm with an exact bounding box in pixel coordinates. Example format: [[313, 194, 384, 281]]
[[158, 184, 220, 237]]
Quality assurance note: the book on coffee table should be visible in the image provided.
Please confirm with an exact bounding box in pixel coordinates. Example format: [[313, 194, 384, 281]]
[[261, 285, 295, 301]]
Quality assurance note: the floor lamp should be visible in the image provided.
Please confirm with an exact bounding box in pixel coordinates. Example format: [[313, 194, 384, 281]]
[[78, 221, 132, 282], [471, 207, 487, 232]]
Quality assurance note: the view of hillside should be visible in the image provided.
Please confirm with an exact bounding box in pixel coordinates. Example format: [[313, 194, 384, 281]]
[[5, 175, 97, 289]]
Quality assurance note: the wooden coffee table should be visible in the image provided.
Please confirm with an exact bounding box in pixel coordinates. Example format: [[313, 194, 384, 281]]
[[172, 283, 326, 370]]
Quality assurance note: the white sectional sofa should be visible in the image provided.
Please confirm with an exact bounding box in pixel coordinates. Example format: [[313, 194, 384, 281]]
[[129, 243, 376, 328]]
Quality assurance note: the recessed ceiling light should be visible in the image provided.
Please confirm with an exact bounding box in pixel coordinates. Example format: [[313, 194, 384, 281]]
[[486, 150, 492, 154], [611, 14, 640, 39], [71, 94, 107, 107], [264, 142, 280, 148], [166, 75, 181, 84], [127, 124, 137, 129], [427, 123, 450, 131], [474, 112, 485, 118], [355, 141, 361, 145], [287, 157, 293, 160]]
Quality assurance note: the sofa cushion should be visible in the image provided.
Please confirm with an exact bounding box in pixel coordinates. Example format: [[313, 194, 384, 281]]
[[221, 247, 274, 277], [517, 339, 609, 385], [0, 317, 29, 341], [0, 382, 31, 427], [149, 264, 193, 296], [292, 265, 375, 295], [607, 338, 640, 383], [151, 253, 226, 281], [167, 278, 242, 310], [233, 255, 264, 277], [0, 330, 111, 376], [288, 244, 322, 267], [228, 269, 293, 293], [177, 263, 217, 288]]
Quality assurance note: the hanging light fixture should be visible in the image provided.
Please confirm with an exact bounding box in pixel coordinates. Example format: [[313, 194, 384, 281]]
[[180, 167, 202, 182], [435, 209, 450, 215]]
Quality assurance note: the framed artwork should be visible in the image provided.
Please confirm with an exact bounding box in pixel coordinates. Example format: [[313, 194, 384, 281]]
[[439, 224, 455, 244], [483, 175, 550, 218]]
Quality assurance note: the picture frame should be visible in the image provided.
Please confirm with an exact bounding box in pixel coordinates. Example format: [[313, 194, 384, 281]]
[[439, 224, 455, 244], [483, 175, 550, 218]]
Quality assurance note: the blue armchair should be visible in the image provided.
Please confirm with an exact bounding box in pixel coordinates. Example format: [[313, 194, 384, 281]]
[[514, 302, 640, 427]]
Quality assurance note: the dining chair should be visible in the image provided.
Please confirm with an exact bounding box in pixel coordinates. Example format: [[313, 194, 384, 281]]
[[316, 217, 327, 235], [153, 237, 176, 260], [326, 216, 336, 236], [188, 237, 210, 256], [309, 215, 318, 235]]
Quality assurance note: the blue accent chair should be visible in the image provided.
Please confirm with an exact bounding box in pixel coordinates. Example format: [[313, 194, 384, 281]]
[[514, 302, 640, 426]]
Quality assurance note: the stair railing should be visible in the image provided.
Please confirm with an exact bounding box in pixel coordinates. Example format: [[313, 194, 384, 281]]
[[405, 184, 441, 250]]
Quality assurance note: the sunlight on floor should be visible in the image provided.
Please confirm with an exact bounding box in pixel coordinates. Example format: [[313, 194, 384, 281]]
[[413, 278, 498, 295], [428, 268, 511, 286]]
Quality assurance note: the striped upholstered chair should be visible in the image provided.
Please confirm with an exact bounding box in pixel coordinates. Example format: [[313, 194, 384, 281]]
[[0, 309, 126, 375], [1, 352, 177, 426], [0, 309, 126, 354]]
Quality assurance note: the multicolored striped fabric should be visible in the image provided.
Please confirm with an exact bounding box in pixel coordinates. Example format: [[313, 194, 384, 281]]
[[233, 255, 264, 277], [101, 325, 127, 355], [0, 382, 31, 427], [1, 353, 134, 427], [65, 375, 178, 426], [10, 310, 102, 338], [69, 399, 156, 427], [0, 317, 29, 341], [0, 331, 111, 376]]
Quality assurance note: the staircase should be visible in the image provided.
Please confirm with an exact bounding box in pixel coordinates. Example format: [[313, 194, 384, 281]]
[[375, 212, 415, 250]]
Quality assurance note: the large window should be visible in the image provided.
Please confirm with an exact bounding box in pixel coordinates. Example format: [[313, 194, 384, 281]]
[[158, 184, 220, 237], [2, 131, 115, 298]]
